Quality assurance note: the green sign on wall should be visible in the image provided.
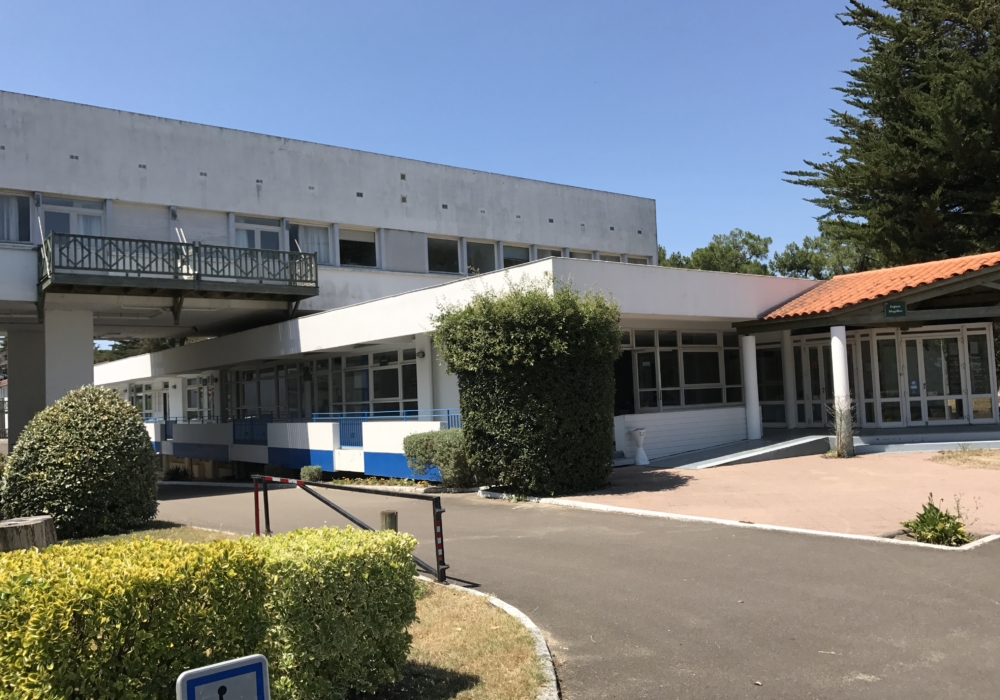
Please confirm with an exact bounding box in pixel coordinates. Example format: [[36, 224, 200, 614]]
[[884, 301, 907, 317]]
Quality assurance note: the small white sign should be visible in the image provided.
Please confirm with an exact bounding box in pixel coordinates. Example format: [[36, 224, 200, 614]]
[[176, 654, 270, 700]]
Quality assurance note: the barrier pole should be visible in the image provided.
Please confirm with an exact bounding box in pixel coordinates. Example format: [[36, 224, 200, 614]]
[[432, 496, 448, 583], [253, 479, 261, 536], [262, 477, 272, 535]]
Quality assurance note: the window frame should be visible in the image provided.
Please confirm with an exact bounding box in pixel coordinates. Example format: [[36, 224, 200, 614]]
[[427, 236, 462, 275], [40, 196, 105, 238]]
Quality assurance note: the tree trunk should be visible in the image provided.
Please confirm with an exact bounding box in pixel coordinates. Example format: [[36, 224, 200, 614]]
[[0, 515, 58, 552]]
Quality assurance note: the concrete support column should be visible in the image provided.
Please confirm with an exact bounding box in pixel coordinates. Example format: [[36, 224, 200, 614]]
[[830, 325, 851, 409], [781, 330, 797, 428], [7, 329, 46, 445], [415, 334, 434, 412], [44, 309, 94, 404], [741, 334, 763, 440]]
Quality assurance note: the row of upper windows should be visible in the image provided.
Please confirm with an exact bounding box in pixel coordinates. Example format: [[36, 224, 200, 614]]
[[0, 192, 651, 271]]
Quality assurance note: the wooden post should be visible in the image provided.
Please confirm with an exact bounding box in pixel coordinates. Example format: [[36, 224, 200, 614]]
[[380, 510, 398, 532], [0, 515, 58, 552]]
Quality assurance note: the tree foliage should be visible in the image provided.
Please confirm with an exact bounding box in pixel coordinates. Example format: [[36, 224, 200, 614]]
[[769, 232, 885, 279], [659, 228, 772, 275], [94, 337, 193, 365], [433, 277, 621, 496], [787, 0, 1000, 265]]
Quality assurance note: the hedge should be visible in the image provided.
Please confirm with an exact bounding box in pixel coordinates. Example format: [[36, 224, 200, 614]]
[[403, 428, 476, 487], [433, 277, 621, 496], [1, 385, 158, 538], [0, 528, 418, 700]]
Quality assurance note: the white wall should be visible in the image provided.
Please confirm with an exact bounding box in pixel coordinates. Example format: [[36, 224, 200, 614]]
[[616, 407, 749, 462], [268, 422, 340, 451], [431, 344, 460, 410], [44, 309, 93, 404], [0, 245, 39, 304], [0, 91, 656, 256], [362, 421, 443, 453]]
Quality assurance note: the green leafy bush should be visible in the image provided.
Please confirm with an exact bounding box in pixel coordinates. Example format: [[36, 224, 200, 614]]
[[299, 464, 324, 482], [403, 428, 477, 487], [0, 528, 419, 700], [902, 493, 973, 546], [0, 538, 269, 699], [433, 277, 621, 496], [1, 385, 158, 538]]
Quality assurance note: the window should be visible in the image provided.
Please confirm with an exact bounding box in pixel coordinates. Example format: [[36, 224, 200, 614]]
[[0, 195, 30, 242], [502, 244, 530, 268], [569, 251, 593, 259], [340, 228, 377, 267], [623, 329, 741, 411], [627, 256, 649, 265], [599, 254, 621, 262], [466, 241, 496, 274], [235, 215, 282, 250], [289, 223, 331, 264], [537, 248, 562, 258], [41, 196, 104, 237], [428, 237, 460, 273]]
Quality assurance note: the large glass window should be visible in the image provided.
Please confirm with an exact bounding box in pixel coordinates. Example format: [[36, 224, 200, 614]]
[[466, 241, 496, 274], [537, 248, 562, 259], [428, 237, 460, 273], [502, 244, 530, 268], [599, 254, 621, 262], [41, 196, 103, 237], [0, 195, 30, 242], [289, 223, 331, 264], [339, 229, 377, 267], [569, 251, 593, 259], [235, 215, 281, 250]]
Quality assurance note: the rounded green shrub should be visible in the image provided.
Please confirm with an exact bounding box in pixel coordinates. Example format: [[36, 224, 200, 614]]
[[1, 385, 158, 538], [404, 428, 477, 487], [299, 464, 324, 482], [434, 277, 621, 496]]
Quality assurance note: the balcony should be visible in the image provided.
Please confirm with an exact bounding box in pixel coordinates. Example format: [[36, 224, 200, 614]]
[[38, 233, 318, 301]]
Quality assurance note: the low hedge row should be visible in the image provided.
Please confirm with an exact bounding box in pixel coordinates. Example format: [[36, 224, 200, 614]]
[[0, 528, 418, 700]]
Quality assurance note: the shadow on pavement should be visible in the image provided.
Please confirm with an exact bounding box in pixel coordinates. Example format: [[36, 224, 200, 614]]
[[578, 465, 693, 496], [157, 483, 293, 501], [349, 662, 479, 699]]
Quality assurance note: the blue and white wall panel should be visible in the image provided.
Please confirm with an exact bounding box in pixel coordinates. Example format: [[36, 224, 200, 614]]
[[267, 422, 339, 472], [170, 423, 233, 462], [357, 421, 443, 480]]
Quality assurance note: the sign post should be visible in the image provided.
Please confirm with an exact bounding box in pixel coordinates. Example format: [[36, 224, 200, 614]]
[[176, 655, 270, 700]]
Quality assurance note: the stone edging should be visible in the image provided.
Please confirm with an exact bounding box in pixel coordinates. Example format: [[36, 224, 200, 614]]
[[419, 576, 560, 700], [478, 490, 1000, 553]]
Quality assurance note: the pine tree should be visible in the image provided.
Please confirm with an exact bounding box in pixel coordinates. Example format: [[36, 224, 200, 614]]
[[787, 1, 1000, 265]]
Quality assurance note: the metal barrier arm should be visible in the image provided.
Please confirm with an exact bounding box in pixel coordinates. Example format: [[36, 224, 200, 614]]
[[251, 475, 449, 582]]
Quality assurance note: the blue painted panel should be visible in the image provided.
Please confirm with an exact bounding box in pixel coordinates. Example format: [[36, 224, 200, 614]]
[[268, 447, 334, 472], [151, 441, 161, 454], [363, 452, 441, 482], [171, 442, 230, 462]]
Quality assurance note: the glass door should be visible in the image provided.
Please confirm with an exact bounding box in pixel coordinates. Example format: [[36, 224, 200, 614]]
[[874, 336, 904, 426], [920, 337, 966, 423], [966, 332, 997, 423]]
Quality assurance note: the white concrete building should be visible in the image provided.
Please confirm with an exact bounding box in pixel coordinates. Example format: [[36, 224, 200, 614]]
[[0, 91, 656, 445]]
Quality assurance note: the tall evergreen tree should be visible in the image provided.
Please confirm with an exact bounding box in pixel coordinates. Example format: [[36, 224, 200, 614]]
[[660, 229, 772, 275], [787, 1, 1000, 265]]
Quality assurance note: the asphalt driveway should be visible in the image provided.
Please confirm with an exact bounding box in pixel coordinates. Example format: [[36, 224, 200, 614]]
[[158, 484, 1000, 700]]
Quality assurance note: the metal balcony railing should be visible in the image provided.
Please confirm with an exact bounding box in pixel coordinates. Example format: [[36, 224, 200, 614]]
[[39, 233, 318, 295], [312, 409, 462, 448]]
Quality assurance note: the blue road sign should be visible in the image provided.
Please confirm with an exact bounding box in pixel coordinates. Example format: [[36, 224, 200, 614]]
[[176, 654, 270, 700]]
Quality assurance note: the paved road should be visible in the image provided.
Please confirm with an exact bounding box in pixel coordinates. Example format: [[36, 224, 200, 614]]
[[159, 484, 1000, 700]]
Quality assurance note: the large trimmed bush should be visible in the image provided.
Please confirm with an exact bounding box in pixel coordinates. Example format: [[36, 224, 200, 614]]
[[1, 385, 158, 538], [403, 428, 476, 487], [433, 278, 621, 496], [0, 538, 269, 699], [0, 528, 418, 700]]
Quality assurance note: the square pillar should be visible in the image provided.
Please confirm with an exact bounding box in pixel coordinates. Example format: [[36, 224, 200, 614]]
[[6, 329, 46, 445], [44, 310, 94, 404], [781, 330, 797, 429], [741, 334, 763, 440], [415, 333, 434, 412], [830, 325, 851, 409]]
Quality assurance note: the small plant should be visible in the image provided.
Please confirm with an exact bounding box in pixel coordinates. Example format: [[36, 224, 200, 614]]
[[827, 401, 856, 458], [163, 465, 191, 481], [404, 429, 478, 488], [300, 464, 324, 482], [901, 493, 973, 546]]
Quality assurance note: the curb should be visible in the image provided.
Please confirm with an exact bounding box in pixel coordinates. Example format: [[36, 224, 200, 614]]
[[478, 490, 1000, 553], [158, 481, 295, 489], [420, 576, 560, 700]]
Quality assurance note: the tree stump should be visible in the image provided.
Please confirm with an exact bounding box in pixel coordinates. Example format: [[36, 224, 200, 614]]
[[0, 515, 58, 552]]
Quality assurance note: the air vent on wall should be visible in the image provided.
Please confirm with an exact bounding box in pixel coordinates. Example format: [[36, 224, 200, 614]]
[[441, 204, 448, 209], [548, 218, 554, 223], [138, 164, 146, 169], [309, 186, 315, 191], [256, 179, 263, 184], [610, 226, 615, 231], [401, 196, 407, 203], [400, 173, 406, 180], [200, 172, 208, 177], [356, 192, 364, 198], [69, 155, 79, 160]]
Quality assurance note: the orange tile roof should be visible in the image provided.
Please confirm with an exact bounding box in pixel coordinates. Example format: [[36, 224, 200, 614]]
[[764, 251, 1000, 320]]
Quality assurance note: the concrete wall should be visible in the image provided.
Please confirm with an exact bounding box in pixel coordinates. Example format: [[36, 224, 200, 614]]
[[362, 421, 443, 453], [615, 406, 749, 462], [0, 91, 656, 256], [431, 345, 461, 410]]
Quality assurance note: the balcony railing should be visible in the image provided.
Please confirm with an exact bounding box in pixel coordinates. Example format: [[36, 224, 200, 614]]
[[39, 233, 318, 297], [312, 409, 462, 448]]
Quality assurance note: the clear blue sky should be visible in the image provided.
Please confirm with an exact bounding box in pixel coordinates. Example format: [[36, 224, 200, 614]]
[[1, 0, 861, 257]]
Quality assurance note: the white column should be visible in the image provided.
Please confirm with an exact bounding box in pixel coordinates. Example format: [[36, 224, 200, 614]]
[[7, 329, 46, 445], [530, 244, 538, 261], [781, 330, 797, 428], [742, 334, 762, 440], [44, 310, 94, 404], [830, 325, 851, 409], [415, 334, 434, 412], [459, 237, 468, 275]]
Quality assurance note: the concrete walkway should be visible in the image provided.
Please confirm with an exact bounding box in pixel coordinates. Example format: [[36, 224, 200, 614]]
[[158, 484, 1000, 700], [569, 452, 1000, 536]]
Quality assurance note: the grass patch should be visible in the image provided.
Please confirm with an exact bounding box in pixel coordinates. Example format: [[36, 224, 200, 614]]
[[356, 582, 542, 700], [932, 448, 1000, 470], [65, 526, 542, 699]]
